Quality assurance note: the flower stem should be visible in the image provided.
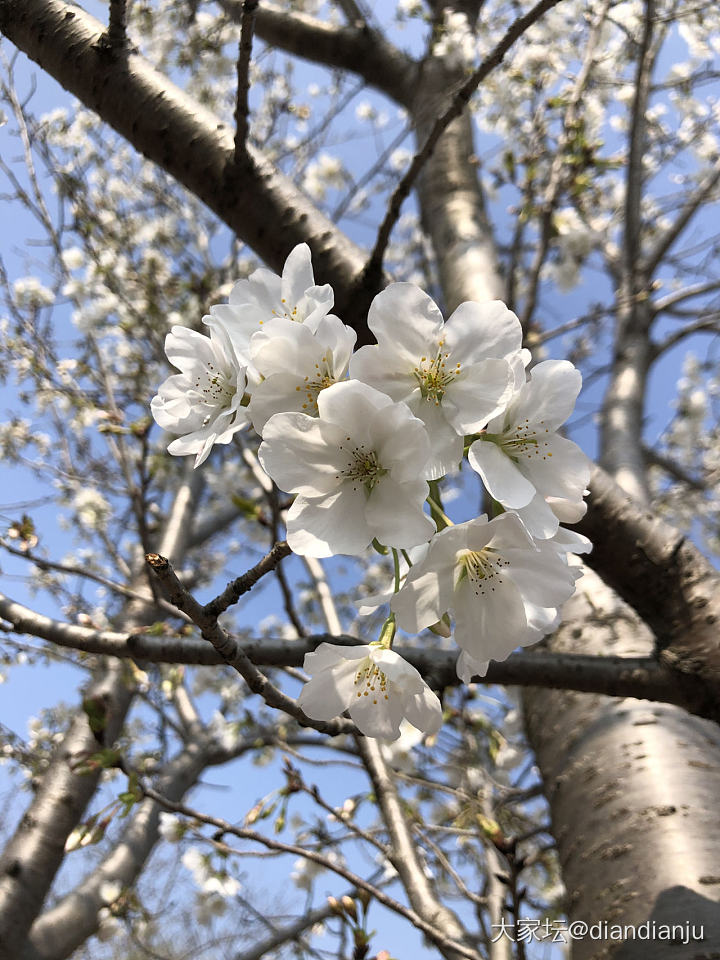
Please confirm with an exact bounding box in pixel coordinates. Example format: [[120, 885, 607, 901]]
[[426, 481, 453, 530], [392, 548, 401, 593], [376, 613, 396, 649]]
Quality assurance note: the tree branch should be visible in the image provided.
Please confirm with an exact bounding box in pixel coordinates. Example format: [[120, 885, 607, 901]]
[[139, 788, 482, 960], [649, 313, 720, 359], [0, 0, 370, 336], [219, 0, 416, 107], [364, 0, 566, 283], [144, 552, 355, 737], [204, 540, 292, 618], [3, 590, 716, 718], [356, 737, 480, 960], [624, 0, 655, 275], [645, 159, 720, 275], [0, 469, 201, 957], [106, 0, 127, 51], [233, 0, 258, 163], [574, 465, 720, 688]]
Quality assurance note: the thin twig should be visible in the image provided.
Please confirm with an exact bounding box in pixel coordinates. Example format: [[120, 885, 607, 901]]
[[139, 787, 482, 960], [204, 540, 291, 618], [145, 552, 354, 737], [234, 0, 259, 163], [364, 0, 566, 281]]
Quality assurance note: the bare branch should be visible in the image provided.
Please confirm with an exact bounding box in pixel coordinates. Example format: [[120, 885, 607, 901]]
[[2, 590, 716, 717], [138, 788, 483, 960], [220, 0, 416, 106], [519, 0, 612, 330], [0, 0, 369, 335], [145, 552, 355, 737], [643, 445, 706, 491], [107, 0, 128, 50], [624, 0, 655, 277], [574, 465, 720, 690], [645, 159, 720, 274], [650, 313, 720, 359], [651, 278, 720, 314], [0, 468, 201, 956], [233, 0, 258, 163], [364, 0, 566, 282], [204, 540, 292, 618], [356, 737, 480, 960]]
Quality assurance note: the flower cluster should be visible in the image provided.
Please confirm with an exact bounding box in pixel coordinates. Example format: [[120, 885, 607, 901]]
[[152, 245, 592, 740]]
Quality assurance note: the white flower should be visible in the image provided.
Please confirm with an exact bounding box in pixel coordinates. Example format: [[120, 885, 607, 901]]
[[291, 850, 344, 891], [258, 380, 436, 556], [391, 513, 578, 674], [209, 243, 334, 360], [247, 314, 356, 434], [297, 642, 443, 740], [467, 360, 591, 534], [99, 880, 122, 904], [350, 283, 519, 476], [158, 812, 185, 843], [151, 321, 248, 467]]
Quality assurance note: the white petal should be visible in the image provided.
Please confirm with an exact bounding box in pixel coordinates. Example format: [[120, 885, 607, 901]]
[[443, 358, 513, 433], [281, 243, 316, 308], [410, 401, 462, 479], [444, 301, 523, 360], [550, 527, 593, 554], [468, 439, 536, 508], [454, 575, 528, 663], [403, 686, 443, 735], [286, 487, 371, 557], [349, 345, 418, 402], [298, 663, 358, 720], [258, 414, 345, 496], [523, 433, 592, 503], [501, 541, 576, 606], [317, 380, 392, 440], [297, 285, 335, 330], [367, 283, 443, 360], [366, 477, 435, 549], [350, 684, 405, 740], [513, 359, 582, 431], [303, 642, 369, 673], [371, 403, 433, 482], [456, 650, 489, 683], [164, 326, 215, 375], [512, 495, 561, 539]]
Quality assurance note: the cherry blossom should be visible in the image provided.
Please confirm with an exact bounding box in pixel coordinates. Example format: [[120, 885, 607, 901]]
[[258, 380, 436, 556], [467, 359, 591, 533], [208, 243, 334, 360], [151, 321, 248, 467], [297, 642, 443, 740], [350, 283, 520, 477], [390, 513, 578, 672], [247, 314, 356, 434]]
